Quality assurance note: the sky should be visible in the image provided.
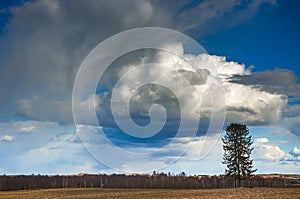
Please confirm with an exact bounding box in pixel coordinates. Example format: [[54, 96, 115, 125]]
[[0, 0, 300, 175]]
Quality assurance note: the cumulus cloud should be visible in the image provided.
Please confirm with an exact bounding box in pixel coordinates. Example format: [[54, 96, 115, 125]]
[[0, 135, 14, 142], [197, 55, 288, 124], [253, 137, 300, 163], [0, 0, 281, 125], [225, 82, 287, 124], [290, 147, 300, 157], [253, 138, 291, 161], [229, 68, 300, 122], [92, 49, 287, 131]]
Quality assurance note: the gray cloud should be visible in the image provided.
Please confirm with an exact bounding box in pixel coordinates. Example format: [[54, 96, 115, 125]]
[[228, 69, 300, 120], [228, 68, 300, 99], [0, 0, 169, 123], [172, 0, 277, 37], [230, 69, 298, 86]]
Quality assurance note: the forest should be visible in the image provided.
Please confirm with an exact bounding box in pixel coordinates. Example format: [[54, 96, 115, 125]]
[[0, 173, 299, 191]]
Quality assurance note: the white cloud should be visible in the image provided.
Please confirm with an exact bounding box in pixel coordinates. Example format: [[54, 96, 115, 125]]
[[225, 82, 287, 124], [199, 54, 251, 77], [0, 135, 14, 142], [90, 46, 287, 129], [255, 137, 269, 143], [0, 120, 60, 134], [253, 137, 292, 161], [20, 126, 35, 132], [290, 147, 300, 157]]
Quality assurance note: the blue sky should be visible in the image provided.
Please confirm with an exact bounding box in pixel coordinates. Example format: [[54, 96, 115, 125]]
[[201, 0, 300, 77], [0, 0, 300, 175]]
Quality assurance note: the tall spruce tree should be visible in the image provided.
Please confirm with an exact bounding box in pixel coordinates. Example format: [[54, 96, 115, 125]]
[[222, 123, 257, 187]]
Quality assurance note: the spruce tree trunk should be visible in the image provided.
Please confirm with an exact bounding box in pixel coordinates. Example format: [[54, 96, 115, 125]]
[[237, 177, 241, 188]]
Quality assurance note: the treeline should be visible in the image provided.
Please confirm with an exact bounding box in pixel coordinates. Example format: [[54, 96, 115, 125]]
[[0, 173, 299, 191]]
